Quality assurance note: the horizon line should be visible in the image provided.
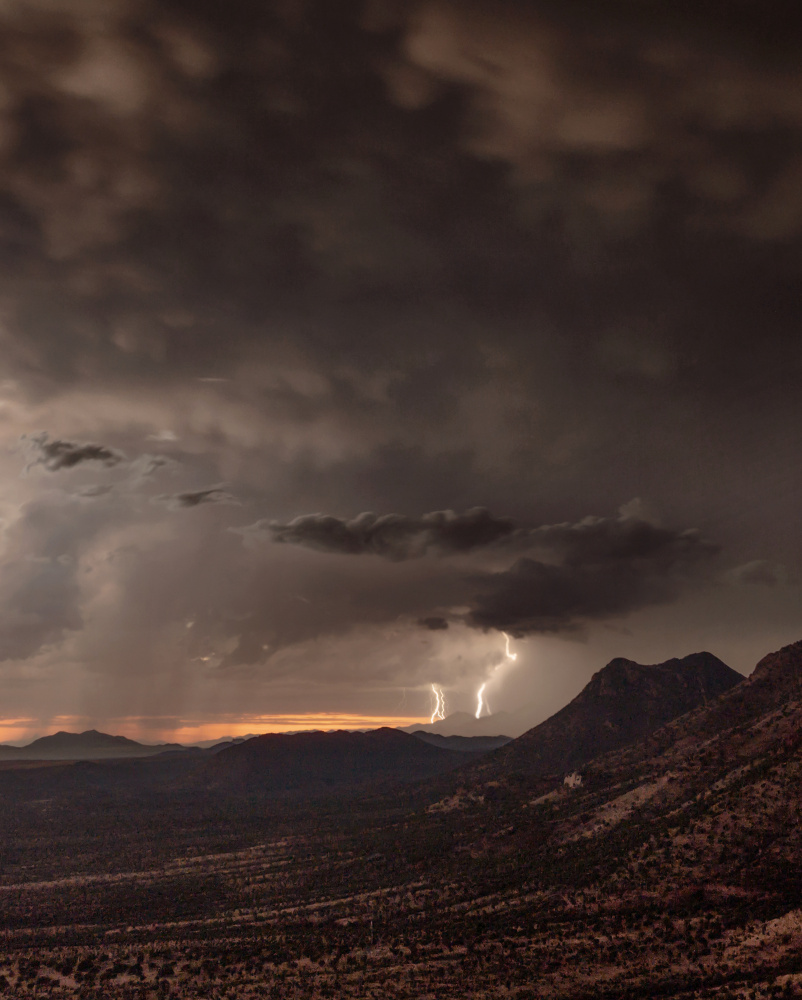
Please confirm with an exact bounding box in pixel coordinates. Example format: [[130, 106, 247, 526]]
[[0, 714, 433, 746]]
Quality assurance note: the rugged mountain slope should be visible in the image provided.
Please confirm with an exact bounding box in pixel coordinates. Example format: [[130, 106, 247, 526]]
[[0, 730, 185, 761], [199, 726, 483, 796], [369, 639, 802, 997], [480, 650, 743, 777]]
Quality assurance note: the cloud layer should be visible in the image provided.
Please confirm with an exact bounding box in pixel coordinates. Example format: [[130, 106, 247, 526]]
[[264, 504, 719, 636], [0, 0, 797, 733], [267, 507, 516, 559]]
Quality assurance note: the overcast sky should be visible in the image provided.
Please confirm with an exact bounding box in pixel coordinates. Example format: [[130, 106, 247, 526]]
[[0, 0, 800, 742]]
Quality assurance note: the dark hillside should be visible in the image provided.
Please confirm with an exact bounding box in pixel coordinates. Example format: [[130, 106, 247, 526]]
[[199, 726, 480, 796], [480, 650, 742, 777]]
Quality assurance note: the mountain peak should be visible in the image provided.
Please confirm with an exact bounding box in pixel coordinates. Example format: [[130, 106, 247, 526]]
[[482, 649, 743, 776], [583, 651, 739, 703], [0, 729, 186, 761]]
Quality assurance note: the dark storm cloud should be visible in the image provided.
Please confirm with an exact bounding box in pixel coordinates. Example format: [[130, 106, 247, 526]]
[[524, 511, 717, 569], [0, 0, 797, 727], [266, 504, 713, 567], [468, 556, 688, 635], [267, 507, 516, 559], [392, 0, 802, 244], [28, 434, 124, 472], [262, 504, 719, 638], [0, 0, 797, 401], [155, 486, 238, 510], [0, 0, 797, 540], [466, 513, 718, 635]]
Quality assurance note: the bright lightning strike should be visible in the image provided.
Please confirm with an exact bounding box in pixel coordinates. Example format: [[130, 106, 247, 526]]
[[475, 681, 487, 719], [475, 632, 518, 719], [430, 684, 446, 723]]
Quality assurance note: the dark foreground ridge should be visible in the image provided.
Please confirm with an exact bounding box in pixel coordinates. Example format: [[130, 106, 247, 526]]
[[0, 641, 799, 1000]]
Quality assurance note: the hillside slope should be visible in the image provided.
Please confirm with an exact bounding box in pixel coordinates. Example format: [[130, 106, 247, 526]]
[[479, 650, 742, 777], [199, 726, 483, 796]]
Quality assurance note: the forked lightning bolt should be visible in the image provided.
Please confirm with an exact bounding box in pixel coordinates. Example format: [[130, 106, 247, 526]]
[[430, 683, 446, 723]]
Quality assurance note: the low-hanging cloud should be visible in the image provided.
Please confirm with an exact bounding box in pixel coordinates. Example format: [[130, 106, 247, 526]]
[[28, 434, 125, 472], [466, 511, 719, 635], [523, 514, 715, 570], [265, 503, 719, 636], [265, 507, 516, 560]]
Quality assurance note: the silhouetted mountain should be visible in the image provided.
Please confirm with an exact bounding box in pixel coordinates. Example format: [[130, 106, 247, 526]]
[[189, 734, 262, 749], [410, 732, 512, 752], [480, 651, 743, 777], [199, 726, 484, 796], [0, 729, 186, 761], [401, 711, 516, 737]]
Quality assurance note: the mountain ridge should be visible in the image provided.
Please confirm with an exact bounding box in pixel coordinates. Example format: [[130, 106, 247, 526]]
[[476, 649, 743, 778], [198, 725, 488, 796], [0, 729, 187, 761]]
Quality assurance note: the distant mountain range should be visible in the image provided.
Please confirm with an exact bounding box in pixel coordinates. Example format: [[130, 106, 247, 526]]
[[189, 734, 262, 749], [0, 725, 511, 766], [411, 732, 512, 752], [401, 711, 519, 738], [0, 729, 187, 761]]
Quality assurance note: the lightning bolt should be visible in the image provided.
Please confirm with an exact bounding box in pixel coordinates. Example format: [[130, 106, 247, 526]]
[[475, 632, 518, 719], [475, 681, 487, 719], [430, 683, 446, 723]]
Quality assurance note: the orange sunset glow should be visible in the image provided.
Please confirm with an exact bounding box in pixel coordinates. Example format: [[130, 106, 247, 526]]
[[0, 715, 431, 746]]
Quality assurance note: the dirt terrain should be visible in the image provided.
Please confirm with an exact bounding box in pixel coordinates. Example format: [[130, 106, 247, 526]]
[[0, 643, 800, 999]]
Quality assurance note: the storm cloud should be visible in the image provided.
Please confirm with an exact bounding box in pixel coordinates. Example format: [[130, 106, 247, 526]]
[[267, 507, 516, 559], [463, 510, 719, 635], [28, 435, 124, 472], [0, 0, 797, 736], [266, 504, 719, 637]]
